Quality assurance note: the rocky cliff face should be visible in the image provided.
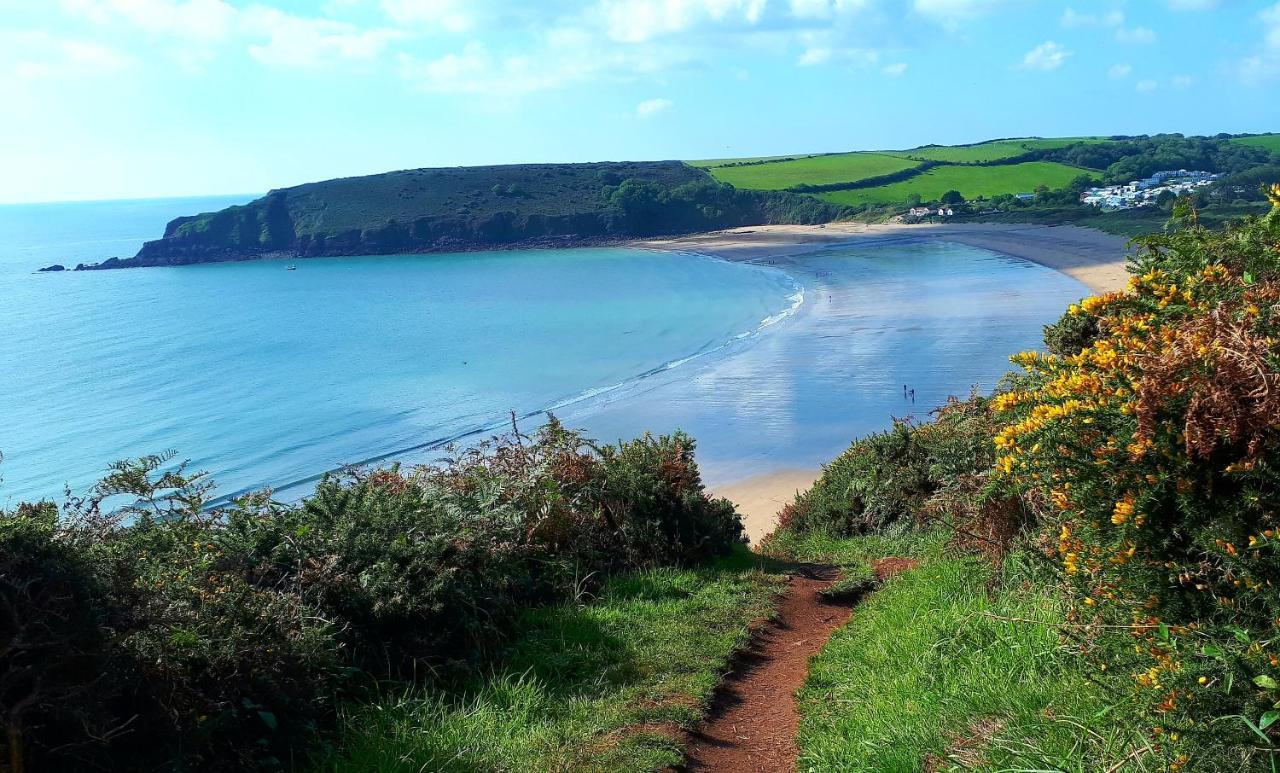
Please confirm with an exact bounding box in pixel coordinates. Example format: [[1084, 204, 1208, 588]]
[[71, 161, 847, 269]]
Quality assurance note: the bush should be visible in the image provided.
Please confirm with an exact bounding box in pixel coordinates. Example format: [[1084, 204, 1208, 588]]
[[1042, 306, 1100, 356], [992, 198, 1280, 769], [767, 395, 999, 543], [0, 421, 742, 770]]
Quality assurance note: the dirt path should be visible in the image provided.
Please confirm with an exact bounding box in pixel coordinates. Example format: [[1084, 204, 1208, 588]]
[[681, 558, 916, 772], [680, 566, 848, 772]]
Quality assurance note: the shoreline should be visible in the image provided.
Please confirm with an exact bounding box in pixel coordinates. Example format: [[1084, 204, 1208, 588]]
[[652, 222, 1132, 542], [638, 221, 1131, 294]]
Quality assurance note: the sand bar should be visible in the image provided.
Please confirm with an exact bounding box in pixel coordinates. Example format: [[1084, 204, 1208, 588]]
[[644, 222, 1132, 542]]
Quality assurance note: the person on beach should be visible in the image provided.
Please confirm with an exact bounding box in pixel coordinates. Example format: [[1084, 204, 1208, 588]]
[[903, 384, 908, 399], [910, 389, 915, 404]]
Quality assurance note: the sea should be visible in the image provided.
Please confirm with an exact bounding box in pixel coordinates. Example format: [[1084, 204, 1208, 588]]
[[0, 195, 1087, 506]]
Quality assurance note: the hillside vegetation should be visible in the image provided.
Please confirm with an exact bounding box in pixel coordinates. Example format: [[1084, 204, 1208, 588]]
[[83, 161, 845, 268], [816, 160, 1092, 206], [704, 152, 921, 190], [1233, 134, 1280, 154], [764, 195, 1280, 770], [61, 133, 1280, 271], [1, 422, 753, 770], [891, 137, 1101, 163]]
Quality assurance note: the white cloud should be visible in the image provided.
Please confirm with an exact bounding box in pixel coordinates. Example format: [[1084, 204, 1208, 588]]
[[595, 0, 769, 43], [788, 0, 870, 19], [397, 32, 692, 97], [882, 61, 907, 76], [243, 7, 403, 68], [1172, 74, 1194, 88], [1116, 26, 1157, 44], [381, 0, 472, 33], [1136, 79, 1157, 92], [1108, 62, 1132, 78], [1232, 2, 1280, 82], [635, 97, 673, 117], [60, 0, 236, 41], [1060, 8, 1123, 28], [798, 47, 832, 66], [912, 0, 1009, 20], [6, 32, 136, 80], [62, 0, 409, 68], [1019, 41, 1070, 71]]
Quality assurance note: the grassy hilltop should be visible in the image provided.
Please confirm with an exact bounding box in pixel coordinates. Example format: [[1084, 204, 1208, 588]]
[[80, 161, 842, 268], [693, 134, 1279, 220], [66, 132, 1279, 270]]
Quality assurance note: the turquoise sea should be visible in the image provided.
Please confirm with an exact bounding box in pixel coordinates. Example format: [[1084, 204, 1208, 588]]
[[0, 196, 1087, 505]]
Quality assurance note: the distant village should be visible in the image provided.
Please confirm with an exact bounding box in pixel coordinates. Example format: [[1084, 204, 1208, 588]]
[[1079, 169, 1219, 211]]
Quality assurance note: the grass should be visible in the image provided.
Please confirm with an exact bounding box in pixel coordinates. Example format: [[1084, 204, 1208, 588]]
[[818, 559, 878, 602], [704, 152, 922, 191], [766, 532, 1154, 772], [815, 161, 1094, 206], [316, 547, 785, 772], [891, 137, 1113, 164], [685, 153, 830, 168], [1231, 134, 1280, 154], [891, 140, 1042, 163]]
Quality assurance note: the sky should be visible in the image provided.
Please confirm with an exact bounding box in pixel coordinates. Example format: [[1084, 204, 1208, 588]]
[[1, 0, 1278, 204]]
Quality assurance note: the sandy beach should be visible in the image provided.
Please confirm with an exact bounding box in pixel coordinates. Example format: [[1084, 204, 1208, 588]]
[[649, 222, 1132, 543]]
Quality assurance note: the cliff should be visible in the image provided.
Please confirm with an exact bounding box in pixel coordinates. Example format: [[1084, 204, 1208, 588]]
[[72, 161, 848, 269]]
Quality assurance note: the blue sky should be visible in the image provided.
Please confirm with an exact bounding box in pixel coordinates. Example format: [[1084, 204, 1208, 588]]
[[1, 0, 1277, 203]]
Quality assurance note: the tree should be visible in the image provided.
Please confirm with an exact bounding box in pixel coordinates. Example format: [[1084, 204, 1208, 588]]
[[905, 193, 922, 207], [940, 190, 964, 205]]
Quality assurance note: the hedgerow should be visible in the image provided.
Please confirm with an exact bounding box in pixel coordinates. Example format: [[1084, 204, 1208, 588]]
[[0, 419, 743, 770]]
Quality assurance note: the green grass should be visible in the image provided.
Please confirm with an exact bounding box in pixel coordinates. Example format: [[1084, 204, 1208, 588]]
[[686, 153, 828, 168], [818, 559, 879, 602], [317, 548, 785, 772], [704, 152, 922, 191], [768, 535, 1154, 771], [892, 140, 1041, 163], [816, 161, 1095, 206], [1231, 134, 1280, 154], [891, 137, 1112, 164]]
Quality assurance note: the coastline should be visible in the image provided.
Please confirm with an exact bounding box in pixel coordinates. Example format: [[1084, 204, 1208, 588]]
[[638, 221, 1132, 294], [649, 222, 1132, 542]]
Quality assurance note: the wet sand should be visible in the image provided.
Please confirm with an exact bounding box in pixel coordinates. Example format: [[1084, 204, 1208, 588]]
[[647, 222, 1131, 542], [640, 221, 1131, 294]]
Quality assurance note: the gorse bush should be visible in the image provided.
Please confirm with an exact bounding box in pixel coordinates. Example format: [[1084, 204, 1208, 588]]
[[0, 420, 742, 770], [992, 192, 1280, 769], [766, 394, 1000, 544]]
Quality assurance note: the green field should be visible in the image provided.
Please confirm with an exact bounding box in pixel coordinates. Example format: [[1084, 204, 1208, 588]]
[[891, 137, 1109, 163], [891, 140, 1039, 163], [1232, 133, 1280, 154], [704, 152, 921, 190], [686, 153, 826, 168], [816, 161, 1093, 206]]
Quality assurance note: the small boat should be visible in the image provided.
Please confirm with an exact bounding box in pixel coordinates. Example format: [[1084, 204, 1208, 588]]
[[286, 265, 297, 271]]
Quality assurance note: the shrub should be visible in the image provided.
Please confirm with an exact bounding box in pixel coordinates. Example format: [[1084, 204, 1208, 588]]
[[0, 421, 742, 770], [991, 200, 1280, 769], [769, 395, 999, 543], [1042, 306, 1100, 356]]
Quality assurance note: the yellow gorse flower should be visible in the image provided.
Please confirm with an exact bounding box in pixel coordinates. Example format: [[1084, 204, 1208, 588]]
[[1268, 182, 1280, 209]]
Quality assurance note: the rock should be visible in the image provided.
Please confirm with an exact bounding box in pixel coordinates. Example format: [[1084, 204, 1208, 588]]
[[38, 264, 65, 272]]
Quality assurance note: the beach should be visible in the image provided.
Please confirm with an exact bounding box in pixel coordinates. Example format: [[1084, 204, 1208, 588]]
[[652, 222, 1133, 543]]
